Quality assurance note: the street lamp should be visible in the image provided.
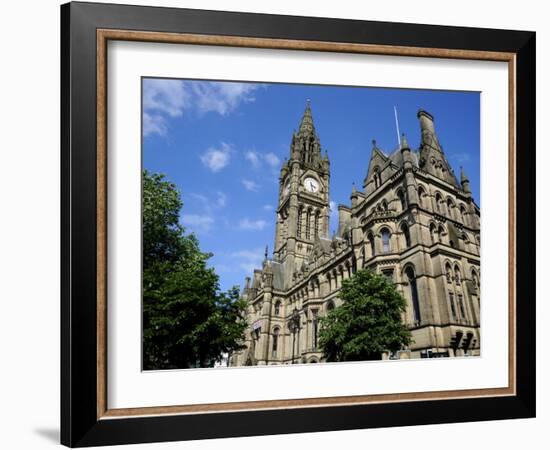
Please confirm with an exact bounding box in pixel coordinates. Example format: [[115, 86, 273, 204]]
[[289, 307, 301, 364]]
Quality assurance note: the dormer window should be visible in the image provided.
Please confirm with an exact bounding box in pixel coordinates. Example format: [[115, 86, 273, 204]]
[[373, 167, 381, 188]]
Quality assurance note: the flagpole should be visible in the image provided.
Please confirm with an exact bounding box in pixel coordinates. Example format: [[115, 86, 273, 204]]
[[394, 106, 401, 146]]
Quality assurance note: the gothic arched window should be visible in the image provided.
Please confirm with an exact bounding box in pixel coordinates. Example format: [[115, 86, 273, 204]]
[[449, 292, 457, 320], [297, 207, 303, 238], [367, 232, 375, 257], [472, 270, 480, 297], [373, 167, 381, 188], [346, 261, 352, 278], [401, 222, 411, 248], [430, 223, 437, 244], [435, 193, 442, 213], [454, 265, 461, 285], [445, 263, 453, 284], [381, 228, 391, 253], [438, 225, 446, 243], [457, 294, 466, 320], [418, 186, 426, 208], [274, 301, 281, 316], [327, 301, 335, 312], [398, 190, 407, 211], [460, 204, 468, 224], [305, 208, 311, 240], [461, 233, 469, 251], [272, 327, 280, 356], [405, 266, 421, 323], [447, 198, 454, 218], [312, 310, 319, 349], [314, 210, 320, 237]]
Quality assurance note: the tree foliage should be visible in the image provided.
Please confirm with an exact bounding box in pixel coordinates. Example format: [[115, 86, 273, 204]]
[[318, 269, 412, 362], [142, 171, 247, 370]]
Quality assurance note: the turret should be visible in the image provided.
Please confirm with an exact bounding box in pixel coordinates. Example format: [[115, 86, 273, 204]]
[[461, 166, 472, 195], [350, 182, 359, 207], [400, 132, 409, 150], [400, 132, 414, 166], [398, 132, 419, 207], [418, 109, 441, 152], [337, 205, 351, 236], [322, 150, 330, 171], [417, 109, 459, 187]]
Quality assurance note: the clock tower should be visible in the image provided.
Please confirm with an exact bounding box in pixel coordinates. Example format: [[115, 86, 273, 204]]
[[273, 100, 330, 283]]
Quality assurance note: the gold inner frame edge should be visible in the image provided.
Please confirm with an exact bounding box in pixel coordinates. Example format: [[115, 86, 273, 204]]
[[96, 29, 517, 420]]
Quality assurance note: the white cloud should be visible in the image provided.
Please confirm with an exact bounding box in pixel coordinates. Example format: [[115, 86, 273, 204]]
[[242, 179, 260, 192], [142, 79, 263, 137], [244, 150, 281, 171], [215, 264, 234, 273], [142, 79, 190, 137], [232, 249, 264, 260], [245, 151, 261, 168], [231, 248, 264, 273], [239, 263, 260, 274], [190, 193, 209, 204], [238, 218, 267, 231], [191, 81, 260, 116], [449, 152, 471, 164], [143, 112, 168, 137], [183, 191, 226, 233], [190, 191, 227, 213], [263, 204, 274, 212], [200, 142, 232, 172], [216, 191, 227, 208], [264, 152, 280, 168], [143, 79, 190, 117], [181, 214, 214, 232]]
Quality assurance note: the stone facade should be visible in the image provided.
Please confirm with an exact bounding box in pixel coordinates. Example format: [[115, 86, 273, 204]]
[[229, 101, 481, 366]]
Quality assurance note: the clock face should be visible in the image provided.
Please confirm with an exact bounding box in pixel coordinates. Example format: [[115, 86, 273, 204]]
[[304, 177, 319, 193]]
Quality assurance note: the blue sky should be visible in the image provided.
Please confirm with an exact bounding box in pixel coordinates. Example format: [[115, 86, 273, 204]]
[[143, 78, 480, 292]]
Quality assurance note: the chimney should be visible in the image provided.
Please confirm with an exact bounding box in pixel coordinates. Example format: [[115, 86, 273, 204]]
[[337, 205, 351, 235]]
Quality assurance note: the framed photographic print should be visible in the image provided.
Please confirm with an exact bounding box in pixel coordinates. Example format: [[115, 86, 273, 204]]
[[61, 1, 536, 447]]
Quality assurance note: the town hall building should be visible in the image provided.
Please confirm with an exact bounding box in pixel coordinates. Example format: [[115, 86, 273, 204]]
[[229, 101, 481, 366]]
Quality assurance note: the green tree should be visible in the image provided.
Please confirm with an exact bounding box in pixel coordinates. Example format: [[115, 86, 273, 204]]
[[318, 269, 412, 362], [142, 170, 247, 370]]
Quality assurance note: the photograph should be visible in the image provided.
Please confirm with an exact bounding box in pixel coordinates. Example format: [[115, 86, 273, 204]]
[[141, 78, 481, 370], [56, 1, 536, 446]]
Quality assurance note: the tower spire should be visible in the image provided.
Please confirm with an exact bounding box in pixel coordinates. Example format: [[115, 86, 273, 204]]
[[290, 100, 322, 165], [298, 99, 315, 135], [460, 166, 468, 182]]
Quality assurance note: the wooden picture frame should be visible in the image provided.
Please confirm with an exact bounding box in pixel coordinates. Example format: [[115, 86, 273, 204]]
[[61, 1, 535, 447]]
